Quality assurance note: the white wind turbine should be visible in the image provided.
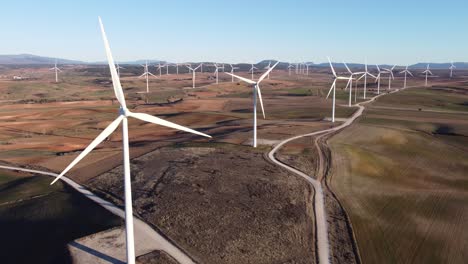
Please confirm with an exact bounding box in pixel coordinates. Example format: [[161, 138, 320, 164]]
[[51, 17, 211, 264], [213, 63, 224, 84], [449, 62, 456, 78], [399, 66, 413, 88], [264, 61, 272, 79], [382, 65, 396, 90], [422, 64, 433, 87], [187, 64, 202, 88], [305, 63, 312, 76], [139, 61, 157, 93], [287, 63, 294, 76], [116, 62, 125, 78], [229, 64, 239, 82], [248, 63, 258, 80], [360, 60, 376, 99], [375, 65, 385, 94], [327, 57, 353, 122], [50, 59, 62, 83], [225, 61, 279, 148], [343, 62, 364, 107]]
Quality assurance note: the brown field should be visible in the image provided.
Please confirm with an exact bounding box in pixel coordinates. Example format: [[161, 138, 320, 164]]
[[1, 64, 468, 263], [328, 86, 468, 263]]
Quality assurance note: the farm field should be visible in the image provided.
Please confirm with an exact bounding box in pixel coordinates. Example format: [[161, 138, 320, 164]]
[[328, 85, 468, 263]]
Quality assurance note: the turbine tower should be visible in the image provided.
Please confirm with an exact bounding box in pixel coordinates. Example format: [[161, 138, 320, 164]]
[[327, 57, 353, 122], [449, 62, 456, 78], [422, 64, 433, 87], [187, 64, 202, 88], [51, 17, 211, 264], [49, 59, 61, 83], [399, 66, 413, 88], [226, 61, 279, 148], [139, 61, 156, 93]]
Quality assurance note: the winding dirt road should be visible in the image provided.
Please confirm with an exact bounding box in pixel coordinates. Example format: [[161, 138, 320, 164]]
[[268, 87, 407, 264], [0, 164, 195, 264]]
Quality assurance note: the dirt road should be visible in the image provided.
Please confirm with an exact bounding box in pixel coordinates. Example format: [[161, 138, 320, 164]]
[[267, 88, 408, 264]]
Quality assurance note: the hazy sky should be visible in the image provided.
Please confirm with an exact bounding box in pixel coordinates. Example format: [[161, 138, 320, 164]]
[[1, 0, 467, 64]]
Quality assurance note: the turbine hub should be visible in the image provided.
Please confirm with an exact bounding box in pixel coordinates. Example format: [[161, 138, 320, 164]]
[[119, 107, 130, 117]]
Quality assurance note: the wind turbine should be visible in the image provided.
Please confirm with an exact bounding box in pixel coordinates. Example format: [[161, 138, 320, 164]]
[[287, 63, 294, 76], [343, 62, 364, 107], [360, 60, 376, 99], [449, 62, 456, 78], [229, 64, 239, 82], [264, 61, 272, 79], [225, 61, 279, 148], [399, 66, 413, 88], [116, 62, 125, 78], [382, 65, 396, 90], [139, 61, 157, 93], [50, 59, 61, 83], [213, 63, 223, 84], [422, 64, 433, 87], [375, 65, 384, 94], [327, 57, 353, 122], [51, 17, 211, 264], [248, 63, 258, 80], [187, 64, 202, 88], [305, 63, 312, 76]]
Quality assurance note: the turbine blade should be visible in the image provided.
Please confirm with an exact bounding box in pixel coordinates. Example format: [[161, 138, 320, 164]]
[[225, 72, 255, 84], [139, 73, 147, 78], [98, 17, 127, 109], [256, 84, 266, 119], [408, 71, 413, 76], [51, 116, 124, 185], [326, 80, 336, 99], [148, 72, 157, 77], [258, 61, 279, 83], [128, 112, 211, 138], [327, 57, 337, 77], [343, 61, 352, 74]]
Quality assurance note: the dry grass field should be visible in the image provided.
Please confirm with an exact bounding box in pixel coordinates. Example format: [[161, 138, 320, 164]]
[[329, 85, 468, 263]]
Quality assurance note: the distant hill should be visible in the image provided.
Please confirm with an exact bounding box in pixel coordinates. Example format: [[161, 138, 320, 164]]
[[0, 54, 85, 65], [2, 54, 468, 70]]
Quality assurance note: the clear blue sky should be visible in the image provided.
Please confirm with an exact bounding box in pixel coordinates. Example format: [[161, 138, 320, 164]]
[[1, 0, 467, 64]]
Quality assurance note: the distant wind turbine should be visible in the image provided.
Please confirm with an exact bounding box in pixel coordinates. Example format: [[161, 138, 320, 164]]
[[449, 62, 456, 78], [226, 61, 279, 147], [422, 64, 433, 87], [229, 64, 239, 82], [382, 65, 396, 90], [139, 61, 157, 93], [343, 61, 364, 107], [327, 57, 353, 122], [399, 66, 413, 88], [360, 60, 376, 99], [116, 62, 125, 77], [213, 63, 223, 84], [264, 61, 272, 79], [50, 17, 211, 264], [248, 63, 258, 80], [287, 63, 294, 76], [187, 64, 202, 88], [49, 59, 61, 83]]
